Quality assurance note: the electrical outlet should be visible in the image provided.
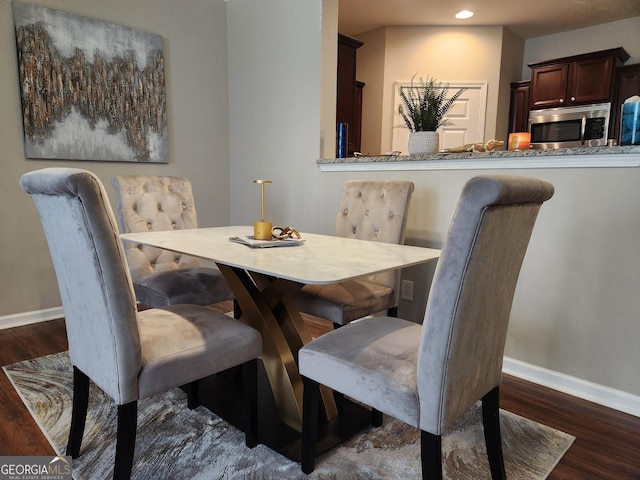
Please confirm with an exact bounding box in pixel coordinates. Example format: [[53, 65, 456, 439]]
[[401, 279, 414, 301]]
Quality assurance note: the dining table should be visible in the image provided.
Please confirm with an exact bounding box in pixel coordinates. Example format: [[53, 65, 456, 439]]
[[120, 225, 440, 459]]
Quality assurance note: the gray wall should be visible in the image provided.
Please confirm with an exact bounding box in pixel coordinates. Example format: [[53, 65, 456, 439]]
[[2, 0, 639, 406], [226, 0, 334, 233], [0, 0, 231, 315], [227, 1, 640, 403]]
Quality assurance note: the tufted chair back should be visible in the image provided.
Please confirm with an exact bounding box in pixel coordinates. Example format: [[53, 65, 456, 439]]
[[334, 180, 414, 300], [112, 175, 201, 281]]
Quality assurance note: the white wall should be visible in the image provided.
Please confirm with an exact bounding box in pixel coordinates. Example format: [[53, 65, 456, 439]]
[[0, 0, 232, 316]]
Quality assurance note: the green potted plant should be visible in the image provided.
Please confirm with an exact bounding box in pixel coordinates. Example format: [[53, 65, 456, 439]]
[[398, 75, 466, 154]]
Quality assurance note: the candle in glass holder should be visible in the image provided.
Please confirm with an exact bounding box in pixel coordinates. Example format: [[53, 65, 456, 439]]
[[508, 132, 531, 150]]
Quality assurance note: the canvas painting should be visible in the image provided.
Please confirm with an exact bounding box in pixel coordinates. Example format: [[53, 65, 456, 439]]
[[13, 1, 168, 163]]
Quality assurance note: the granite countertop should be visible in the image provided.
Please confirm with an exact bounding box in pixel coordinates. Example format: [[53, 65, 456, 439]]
[[317, 145, 640, 164], [316, 145, 640, 171]]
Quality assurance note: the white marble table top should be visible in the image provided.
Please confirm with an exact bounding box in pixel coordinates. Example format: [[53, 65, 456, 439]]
[[121, 226, 440, 285]]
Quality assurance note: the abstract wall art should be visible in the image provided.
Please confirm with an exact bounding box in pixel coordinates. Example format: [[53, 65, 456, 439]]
[[13, 1, 168, 163]]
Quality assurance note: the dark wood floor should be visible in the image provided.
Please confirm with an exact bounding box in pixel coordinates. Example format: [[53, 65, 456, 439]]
[[1, 302, 639, 479]]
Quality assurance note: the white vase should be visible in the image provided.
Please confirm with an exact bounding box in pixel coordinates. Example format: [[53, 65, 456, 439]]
[[408, 131, 439, 155]]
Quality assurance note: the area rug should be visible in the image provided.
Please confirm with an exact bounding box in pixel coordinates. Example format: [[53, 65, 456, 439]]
[[4, 352, 574, 479]]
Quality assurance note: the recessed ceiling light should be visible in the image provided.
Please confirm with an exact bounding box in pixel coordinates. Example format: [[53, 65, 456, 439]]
[[455, 10, 474, 19]]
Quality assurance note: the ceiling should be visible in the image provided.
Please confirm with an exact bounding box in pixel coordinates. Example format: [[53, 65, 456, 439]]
[[338, 0, 640, 39]]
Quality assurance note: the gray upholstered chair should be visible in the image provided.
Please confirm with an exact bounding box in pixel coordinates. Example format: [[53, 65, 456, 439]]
[[20, 168, 262, 480], [299, 175, 554, 478], [294, 180, 414, 328], [111, 175, 233, 307]]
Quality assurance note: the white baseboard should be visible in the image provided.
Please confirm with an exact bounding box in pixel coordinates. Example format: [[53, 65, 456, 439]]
[[0, 306, 64, 330], [503, 356, 640, 418]]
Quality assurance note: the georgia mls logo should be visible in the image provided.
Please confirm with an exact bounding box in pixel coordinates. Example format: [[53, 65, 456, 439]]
[[0, 456, 72, 480], [49, 456, 71, 473]]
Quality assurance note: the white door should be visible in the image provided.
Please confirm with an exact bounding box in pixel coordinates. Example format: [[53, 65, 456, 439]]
[[392, 82, 488, 153]]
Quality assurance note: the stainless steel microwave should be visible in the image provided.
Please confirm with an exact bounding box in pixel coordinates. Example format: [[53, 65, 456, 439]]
[[528, 102, 611, 149]]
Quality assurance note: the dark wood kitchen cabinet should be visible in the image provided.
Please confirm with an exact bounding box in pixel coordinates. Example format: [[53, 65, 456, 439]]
[[337, 34, 364, 156], [529, 48, 629, 109], [508, 81, 530, 133]]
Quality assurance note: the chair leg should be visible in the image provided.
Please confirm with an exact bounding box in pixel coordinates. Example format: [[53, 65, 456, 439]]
[[243, 359, 258, 448], [301, 376, 321, 474], [482, 386, 507, 480], [67, 366, 90, 458], [233, 299, 242, 319], [421, 430, 443, 480], [114, 401, 137, 480], [184, 381, 200, 409], [371, 407, 383, 427]]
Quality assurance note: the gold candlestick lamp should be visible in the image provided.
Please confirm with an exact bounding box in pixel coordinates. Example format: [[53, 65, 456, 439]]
[[253, 179, 273, 240]]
